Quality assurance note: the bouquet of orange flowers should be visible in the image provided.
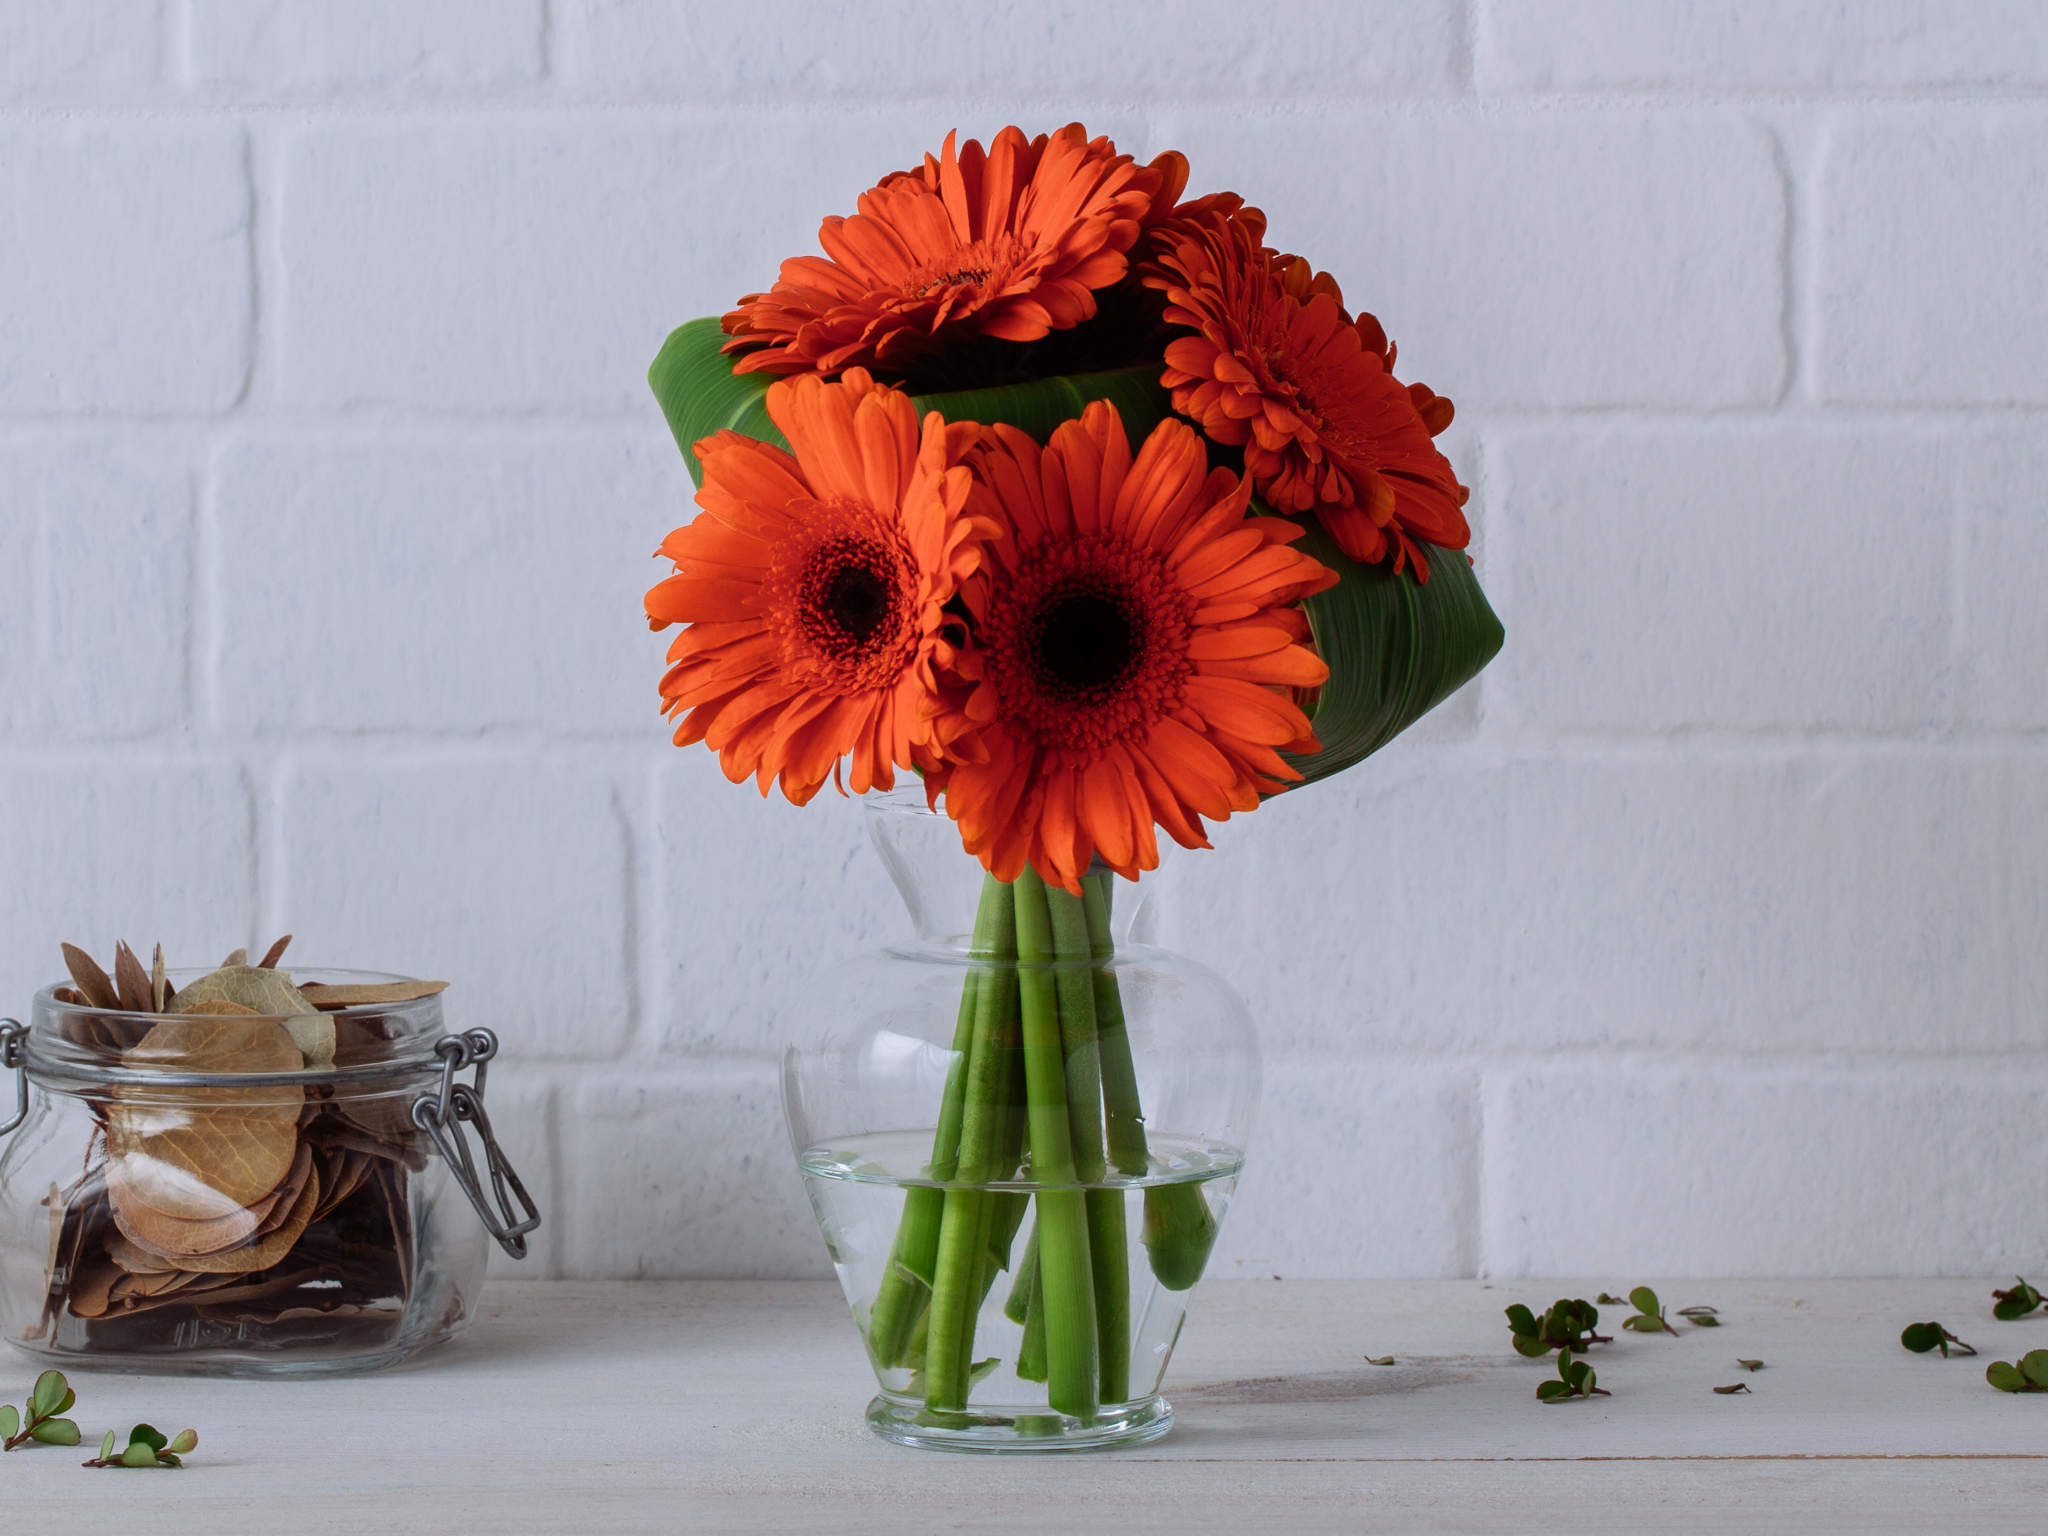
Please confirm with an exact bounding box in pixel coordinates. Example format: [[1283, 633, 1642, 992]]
[[645, 125, 1501, 1438]]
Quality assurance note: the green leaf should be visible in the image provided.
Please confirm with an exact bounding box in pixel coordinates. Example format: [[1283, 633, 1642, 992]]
[[168, 1429, 198, 1455], [52, 1388, 75, 1415], [1596, 1293, 1624, 1305], [1281, 521, 1503, 789], [31, 1418, 78, 1446], [1511, 1335, 1552, 1359], [1987, 1361, 2029, 1392], [0, 1403, 17, 1439], [29, 1370, 66, 1418], [2021, 1350, 2048, 1389], [1629, 1287, 1660, 1318], [129, 1424, 168, 1453], [99, 1429, 116, 1459], [156, 1453, 181, 1468], [1995, 1298, 2029, 1321], [1505, 1303, 1536, 1335], [1365, 1356, 1396, 1367], [118, 1442, 157, 1467], [647, 319, 776, 488], [1535, 1380, 1572, 1401], [1686, 1314, 1721, 1327], [1901, 1322, 1942, 1353], [646, 317, 1175, 491], [912, 365, 1173, 452], [1566, 1361, 1593, 1391]]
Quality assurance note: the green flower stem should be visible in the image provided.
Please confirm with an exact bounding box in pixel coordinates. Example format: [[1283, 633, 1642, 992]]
[[1014, 868, 1100, 1421], [1085, 871, 1217, 1292], [922, 885, 1022, 1411], [867, 876, 1009, 1369], [1004, 1222, 1039, 1325], [1047, 880, 1130, 1405], [1017, 1260, 1048, 1383]]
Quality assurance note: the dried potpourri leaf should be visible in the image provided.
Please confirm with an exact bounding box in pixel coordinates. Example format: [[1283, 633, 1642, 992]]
[[61, 944, 120, 1010], [167, 963, 338, 1068], [169, 1167, 319, 1274], [221, 948, 249, 968], [113, 943, 153, 1013], [256, 934, 293, 970], [105, 1016, 303, 1220], [297, 979, 449, 1009], [151, 945, 172, 1013], [111, 1187, 267, 1259], [52, 987, 86, 1007]]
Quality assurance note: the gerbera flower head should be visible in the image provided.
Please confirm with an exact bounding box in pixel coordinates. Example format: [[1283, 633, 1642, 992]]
[[928, 401, 1337, 893], [1141, 205, 1471, 579], [645, 368, 992, 804], [721, 125, 1170, 379]]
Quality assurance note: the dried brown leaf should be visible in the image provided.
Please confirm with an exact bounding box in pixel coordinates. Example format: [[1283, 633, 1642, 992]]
[[105, 1016, 303, 1219], [61, 943, 119, 1010], [256, 934, 293, 970], [52, 986, 85, 1006], [113, 942, 152, 1013], [222, 948, 249, 968], [152, 944, 171, 1013], [168, 1164, 319, 1274], [299, 979, 449, 1009]]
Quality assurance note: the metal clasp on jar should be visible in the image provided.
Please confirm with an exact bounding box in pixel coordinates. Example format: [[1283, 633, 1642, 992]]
[[0, 1021, 26, 1137], [411, 1028, 542, 1259]]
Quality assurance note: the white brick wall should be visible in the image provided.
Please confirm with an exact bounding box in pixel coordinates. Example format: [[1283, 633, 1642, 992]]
[[2, 1, 2044, 1282]]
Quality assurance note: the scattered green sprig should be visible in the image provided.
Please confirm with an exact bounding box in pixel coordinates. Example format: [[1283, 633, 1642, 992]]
[[0, 1372, 80, 1450], [1986, 1351, 2048, 1393], [1676, 1305, 1721, 1327], [1993, 1279, 2044, 1322], [1595, 1292, 1625, 1306], [1535, 1348, 1608, 1403], [1712, 1382, 1751, 1395], [81, 1425, 197, 1469], [1506, 1298, 1609, 1358], [1621, 1287, 1678, 1335], [1901, 1321, 1976, 1357]]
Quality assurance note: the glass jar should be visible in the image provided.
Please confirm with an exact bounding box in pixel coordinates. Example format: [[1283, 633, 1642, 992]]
[[783, 789, 1260, 1452], [0, 971, 539, 1376]]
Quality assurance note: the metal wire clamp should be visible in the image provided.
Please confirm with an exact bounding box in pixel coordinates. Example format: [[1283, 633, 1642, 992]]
[[411, 1028, 542, 1259], [0, 1022, 25, 1138]]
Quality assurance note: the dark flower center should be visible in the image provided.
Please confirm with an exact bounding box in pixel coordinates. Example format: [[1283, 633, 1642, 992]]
[[826, 563, 892, 642], [1033, 592, 1136, 693]]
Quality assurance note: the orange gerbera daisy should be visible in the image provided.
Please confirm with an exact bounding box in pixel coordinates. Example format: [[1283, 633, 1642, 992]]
[[927, 401, 1336, 893], [645, 369, 989, 804], [721, 125, 1171, 378], [1142, 206, 1470, 579]]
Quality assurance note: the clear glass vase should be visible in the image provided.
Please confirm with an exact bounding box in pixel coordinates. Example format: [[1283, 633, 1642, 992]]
[[782, 788, 1259, 1451]]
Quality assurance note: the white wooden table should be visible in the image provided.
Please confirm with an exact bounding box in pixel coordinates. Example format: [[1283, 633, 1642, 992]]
[[3, 1279, 2045, 1532]]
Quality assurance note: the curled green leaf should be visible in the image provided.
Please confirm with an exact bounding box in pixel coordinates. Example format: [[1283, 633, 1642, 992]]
[[167, 1429, 198, 1454], [30, 1419, 79, 1446], [2022, 1350, 2048, 1389], [118, 1442, 157, 1468], [0, 1404, 17, 1440], [29, 1371, 67, 1419], [98, 1430, 115, 1460], [1987, 1360, 2030, 1392], [1629, 1287, 1660, 1316]]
